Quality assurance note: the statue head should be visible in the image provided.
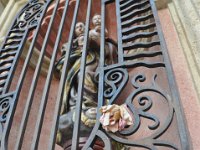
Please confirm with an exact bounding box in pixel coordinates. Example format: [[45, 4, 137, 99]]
[[92, 14, 101, 27], [75, 22, 85, 37]]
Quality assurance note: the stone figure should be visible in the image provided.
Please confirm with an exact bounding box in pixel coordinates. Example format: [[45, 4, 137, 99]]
[[89, 14, 116, 65], [56, 22, 98, 147], [55, 15, 117, 149], [89, 14, 108, 47]]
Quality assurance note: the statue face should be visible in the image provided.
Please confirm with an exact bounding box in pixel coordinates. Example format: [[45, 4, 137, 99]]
[[92, 14, 101, 26], [75, 22, 85, 36]]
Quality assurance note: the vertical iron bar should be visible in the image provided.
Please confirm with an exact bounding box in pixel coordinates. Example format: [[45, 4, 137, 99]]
[[71, 0, 92, 149], [48, 0, 81, 149], [14, 0, 60, 149], [30, 0, 70, 149], [82, 0, 106, 149], [98, 0, 106, 106], [149, 0, 190, 149], [116, 0, 124, 63]]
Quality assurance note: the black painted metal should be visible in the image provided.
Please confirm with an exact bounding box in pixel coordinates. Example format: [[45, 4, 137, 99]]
[[0, 0, 190, 149], [49, 0, 81, 149], [83, 0, 107, 149], [71, 0, 92, 149], [0, 0, 51, 149]]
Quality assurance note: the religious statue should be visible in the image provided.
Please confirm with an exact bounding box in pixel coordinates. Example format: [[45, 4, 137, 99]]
[[89, 14, 116, 65], [55, 14, 117, 149]]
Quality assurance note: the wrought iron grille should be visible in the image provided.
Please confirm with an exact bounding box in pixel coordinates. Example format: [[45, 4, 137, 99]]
[[0, 0, 190, 150]]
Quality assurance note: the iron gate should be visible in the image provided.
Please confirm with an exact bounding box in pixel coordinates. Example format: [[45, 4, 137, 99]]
[[0, 0, 190, 149]]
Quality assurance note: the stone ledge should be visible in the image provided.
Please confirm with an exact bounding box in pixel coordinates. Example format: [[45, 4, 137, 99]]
[[0, 0, 27, 37], [0, 0, 8, 7], [168, 0, 200, 102]]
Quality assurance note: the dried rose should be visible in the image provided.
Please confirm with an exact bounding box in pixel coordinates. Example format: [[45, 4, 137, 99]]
[[99, 104, 133, 132]]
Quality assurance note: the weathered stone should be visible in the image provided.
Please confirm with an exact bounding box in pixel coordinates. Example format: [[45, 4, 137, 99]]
[[168, 0, 200, 100]]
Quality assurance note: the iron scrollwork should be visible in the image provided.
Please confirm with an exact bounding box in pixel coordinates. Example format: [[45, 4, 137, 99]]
[[0, 0, 51, 148], [14, 0, 47, 30], [83, 0, 189, 149], [107, 73, 177, 149], [0, 0, 50, 95], [104, 68, 129, 104], [0, 92, 15, 142], [0, 0, 190, 148], [86, 69, 177, 150]]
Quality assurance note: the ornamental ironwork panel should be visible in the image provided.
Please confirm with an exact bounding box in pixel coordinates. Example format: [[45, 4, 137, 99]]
[[0, 0, 190, 150]]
